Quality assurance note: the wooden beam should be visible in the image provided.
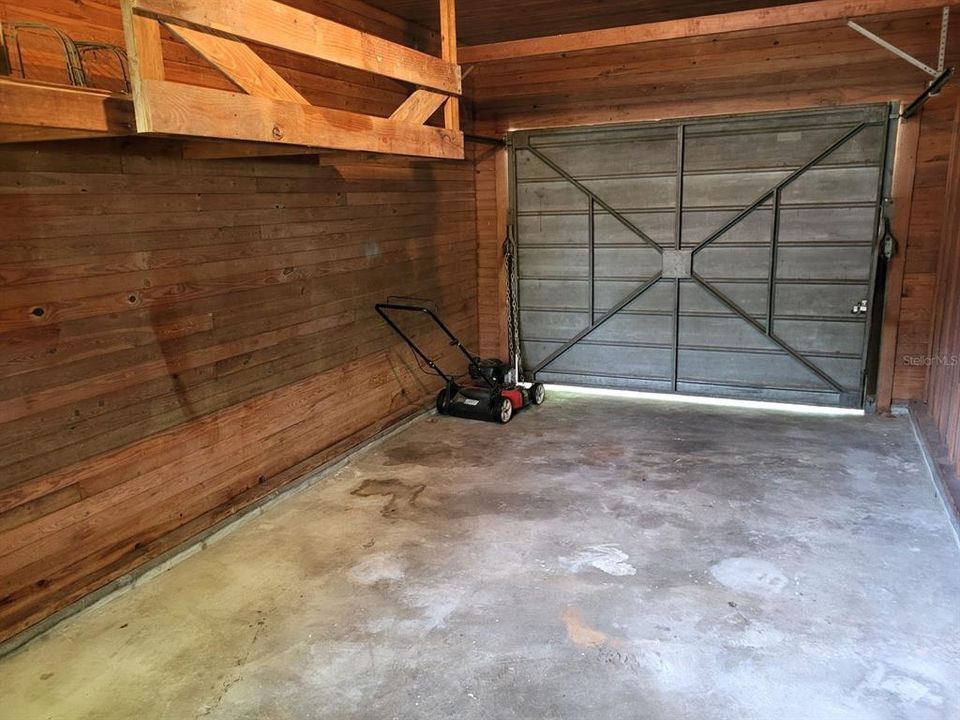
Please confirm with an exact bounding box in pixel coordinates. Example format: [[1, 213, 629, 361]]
[[459, 0, 960, 63], [392, 68, 474, 126], [162, 23, 308, 104], [439, 0, 460, 131], [0, 78, 134, 136], [0, 125, 113, 143], [137, 80, 464, 159], [131, 0, 461, 95], [876, 114, 922, 413], [182, 140, 323, 159], [391, 89, 448, 125]]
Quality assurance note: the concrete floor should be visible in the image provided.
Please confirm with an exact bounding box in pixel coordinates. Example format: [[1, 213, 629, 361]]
[[3, 391, 959, 720]]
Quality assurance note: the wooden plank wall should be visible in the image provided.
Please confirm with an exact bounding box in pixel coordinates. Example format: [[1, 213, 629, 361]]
[[927, 92, 960, 477], [0, 1, 478, 645], [469, 9, 959, 402], [893, 92, 959, 400], [474, 145, 509, 357]]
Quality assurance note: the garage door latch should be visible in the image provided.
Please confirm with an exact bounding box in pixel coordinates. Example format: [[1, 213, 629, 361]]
[[880, 216, 898, 261]]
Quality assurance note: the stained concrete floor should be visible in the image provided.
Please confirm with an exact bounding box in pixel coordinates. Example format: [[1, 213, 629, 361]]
[[2, 391, 960, 720]]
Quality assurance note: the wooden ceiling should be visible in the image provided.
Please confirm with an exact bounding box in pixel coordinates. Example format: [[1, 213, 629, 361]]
[[363, 0, 813, 45]]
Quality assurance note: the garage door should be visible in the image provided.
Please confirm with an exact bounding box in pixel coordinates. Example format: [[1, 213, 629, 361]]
[[513, 106, 894, 407]]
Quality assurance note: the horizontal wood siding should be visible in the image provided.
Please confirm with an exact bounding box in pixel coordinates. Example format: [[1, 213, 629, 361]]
[[363, 0, 811, 45], [0, 0, 475, 645], [468, 10, 959, 403], [474, 145, 509, 357], [927, 93, 960, 477], [0, 138, 478, 644]]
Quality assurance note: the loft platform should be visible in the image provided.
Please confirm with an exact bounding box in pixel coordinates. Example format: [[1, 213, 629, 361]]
[[0, 77, 134, 143], [120, 0, 465, 160]]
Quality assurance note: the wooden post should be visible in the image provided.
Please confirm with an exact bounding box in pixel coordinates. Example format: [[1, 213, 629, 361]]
[[876, 115, 922, 413], [121, 0, 164, 132], [440, 0, 460, 132]]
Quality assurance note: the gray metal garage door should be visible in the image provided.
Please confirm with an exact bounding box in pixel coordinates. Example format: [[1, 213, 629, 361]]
[[512, 106, 894, 408]]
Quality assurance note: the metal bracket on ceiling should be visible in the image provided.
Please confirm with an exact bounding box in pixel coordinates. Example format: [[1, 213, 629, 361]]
[[847, 7, 954, 119]]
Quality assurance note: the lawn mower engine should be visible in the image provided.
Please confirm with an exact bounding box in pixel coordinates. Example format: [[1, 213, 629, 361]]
[[436, 357, 545, 424], [436, 369, 545, 425], [375, 302, 545, 424]]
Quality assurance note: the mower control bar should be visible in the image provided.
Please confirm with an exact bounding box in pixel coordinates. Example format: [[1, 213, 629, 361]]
[[375, 303, 497, 389]]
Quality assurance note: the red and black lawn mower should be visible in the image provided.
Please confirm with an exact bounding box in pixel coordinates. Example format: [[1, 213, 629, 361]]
[[375, 301, 545, 424]]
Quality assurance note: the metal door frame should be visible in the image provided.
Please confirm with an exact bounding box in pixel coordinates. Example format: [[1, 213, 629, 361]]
[[509, 104, 898, 408]]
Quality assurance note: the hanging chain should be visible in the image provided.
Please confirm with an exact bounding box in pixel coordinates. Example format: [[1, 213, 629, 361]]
[[504, 225, 522, 372]]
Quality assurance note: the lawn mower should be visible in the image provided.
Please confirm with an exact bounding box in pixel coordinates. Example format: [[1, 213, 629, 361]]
[[375, 301, 545, 424]]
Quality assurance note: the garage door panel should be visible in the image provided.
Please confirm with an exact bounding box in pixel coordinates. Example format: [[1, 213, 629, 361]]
[[596, 280, 674, 313], [681, 315, 865, 357], [582, 177, 677, 210], [684, 172, 789, 207], [685, 106, 886, 135], [775, 283, 871, 318], [685, 166, 880, 208], [519, 279, 589, 309], [518, 177, 675, 212], [517, 181, 588, 213], [521, 139, 678, 179], [776, 245, 874, 281], [808, 356, 864, 389], [520, 310, 674, 345], [781, 166, 881, 205], [523, 340, 674, 379], [680, 281, 767, 316], [516, 150, 560, 181], [681, 209, 772, 248], [679, 349, 833, 390], [777, 207, 878, 244], [515, 108, 889, 407], [590, 314, 675, 345], [539, 371, 674, 393], [773, 318, 866, 356], [595, 211, 675, 248], [695, 246, 772, 280], [675, 381, 842, 405], [519, 247, 590, 278], [595, 247, 663, 279], [530, 125, 676, 147], [524, 279, 672, 312], [680, 206, 877, 247], [680, 316, 780, 352], [517, 214, 589, 246], [519, 310, 590, 340], [684, 124, 885, 172], [685, 280, 770, 322]]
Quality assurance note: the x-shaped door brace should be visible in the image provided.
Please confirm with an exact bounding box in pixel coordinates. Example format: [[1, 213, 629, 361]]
[[524, 122, 875, 394]]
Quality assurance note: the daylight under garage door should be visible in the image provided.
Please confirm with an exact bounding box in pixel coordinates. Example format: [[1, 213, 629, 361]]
[[513, 106, 894, 408]]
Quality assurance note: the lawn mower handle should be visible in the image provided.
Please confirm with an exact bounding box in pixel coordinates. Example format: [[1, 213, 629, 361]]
[[374, 303, 497, 390]]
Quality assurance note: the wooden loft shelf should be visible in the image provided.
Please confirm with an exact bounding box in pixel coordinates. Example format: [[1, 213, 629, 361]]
[[0, 0, 463, 159], [0, 77, 134, 144], [120, 0, 465, 160]]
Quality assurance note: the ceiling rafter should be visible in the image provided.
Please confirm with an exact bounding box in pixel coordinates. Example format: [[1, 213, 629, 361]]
[[458, 0, 960, 63]]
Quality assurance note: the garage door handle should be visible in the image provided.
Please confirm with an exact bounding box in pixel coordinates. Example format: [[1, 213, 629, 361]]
[[852, 300, 868, 315]]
